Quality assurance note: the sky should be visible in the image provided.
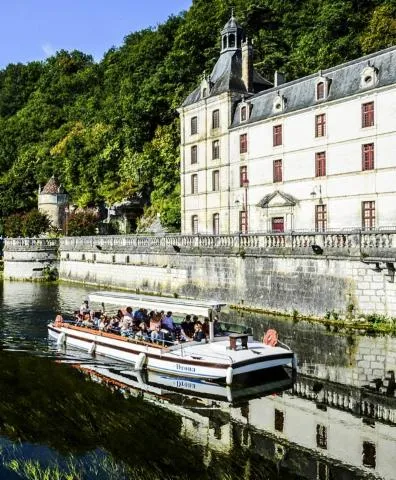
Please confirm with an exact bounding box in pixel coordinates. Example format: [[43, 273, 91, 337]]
[[0, 0, 192, 69]]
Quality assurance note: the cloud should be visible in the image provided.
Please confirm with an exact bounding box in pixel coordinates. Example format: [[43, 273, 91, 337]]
[[42, 43, 56, 57]]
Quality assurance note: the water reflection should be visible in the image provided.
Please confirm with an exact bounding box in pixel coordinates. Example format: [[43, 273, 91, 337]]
[[0, 281, 395, 479]]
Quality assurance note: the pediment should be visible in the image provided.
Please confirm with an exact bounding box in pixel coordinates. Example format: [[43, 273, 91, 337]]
[[257, 190, 297, 208]]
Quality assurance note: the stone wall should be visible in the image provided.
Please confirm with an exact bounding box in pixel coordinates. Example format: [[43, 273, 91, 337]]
[[3, 238, 59, 280], [57, 233, 396, 316], [4, 231, 396, 316]]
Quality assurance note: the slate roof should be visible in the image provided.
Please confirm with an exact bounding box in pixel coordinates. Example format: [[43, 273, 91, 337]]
[[41, 176, 66, 194], [231, 45, 396, 127], [182, 50, 272, 107]]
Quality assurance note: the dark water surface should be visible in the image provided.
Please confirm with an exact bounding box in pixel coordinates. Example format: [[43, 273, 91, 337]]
[[0, 281, 395, 480]]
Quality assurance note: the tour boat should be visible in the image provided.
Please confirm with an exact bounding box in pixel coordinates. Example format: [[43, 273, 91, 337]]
[[48, 292, 296, 385]]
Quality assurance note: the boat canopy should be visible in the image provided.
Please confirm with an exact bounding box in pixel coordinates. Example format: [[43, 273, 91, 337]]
[[87, 291, 226, 317]]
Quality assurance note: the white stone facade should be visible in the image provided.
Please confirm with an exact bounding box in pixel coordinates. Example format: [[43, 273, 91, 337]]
[[179, 17, 396, 235]]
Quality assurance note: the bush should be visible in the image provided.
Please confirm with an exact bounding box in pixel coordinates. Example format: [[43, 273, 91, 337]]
[[4, 210, 50, 237], [67, 209, 100, 236]]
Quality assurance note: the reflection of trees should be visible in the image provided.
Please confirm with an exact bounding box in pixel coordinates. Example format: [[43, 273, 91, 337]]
[[0, 351, 299, 479], [0, 352, 201, 478]]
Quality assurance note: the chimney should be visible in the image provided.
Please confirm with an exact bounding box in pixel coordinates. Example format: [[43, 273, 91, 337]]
[[274, 71, 286, 87], [242, 38, 253, 93]]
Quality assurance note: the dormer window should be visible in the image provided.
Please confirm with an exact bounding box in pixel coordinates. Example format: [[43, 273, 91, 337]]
[[360, 64, 378, 89], [201, 76, 211, 99], [317, 82, 324, 100], [315, 76, 330, 101], [273, 93, 286, 113], [241, 106, 247, 122]]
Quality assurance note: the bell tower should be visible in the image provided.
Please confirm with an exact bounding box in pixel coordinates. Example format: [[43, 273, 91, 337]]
[[220, 11, 244, 52]]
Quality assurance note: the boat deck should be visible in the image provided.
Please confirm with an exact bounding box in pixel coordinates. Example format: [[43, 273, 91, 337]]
[[165, 339, 291, 364]]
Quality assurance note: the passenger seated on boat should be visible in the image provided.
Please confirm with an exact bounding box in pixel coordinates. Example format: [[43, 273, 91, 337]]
[[150, 324, 163, 343], [54, 312, 63, 326], [149, 311, 161, 331], [120, 315, 132, 336], [74, 311, 83, 326], [82, 314, 94, 328], [162, 311, 175, 332], [135, 322, 150, 341], [202, 318, 210, 336], [80, 300, 90, 316], [213, 316, 223, 336], [180, 315, 194, 339], [99, 316, 110, 331], [109, 315, 121, 334], [192, 322, 206, 342]]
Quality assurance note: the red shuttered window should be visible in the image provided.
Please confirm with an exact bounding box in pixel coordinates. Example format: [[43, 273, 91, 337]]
[[273, 159, 282, 183], [315, 114, 326, 137], [273, 125, 282, 146], [362, 102, 374, 128], [315, 152, 326, 177], [362, 143, 374, 171]]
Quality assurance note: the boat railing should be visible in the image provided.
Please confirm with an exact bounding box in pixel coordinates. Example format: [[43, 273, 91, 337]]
[[277, 340, 292, 351]]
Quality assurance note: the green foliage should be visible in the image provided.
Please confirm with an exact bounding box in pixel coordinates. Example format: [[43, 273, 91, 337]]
[[0, 0, 392, 226], [4, 209, 50, 237], [360, 3, 396, 54], [66, 210, 100, 236]]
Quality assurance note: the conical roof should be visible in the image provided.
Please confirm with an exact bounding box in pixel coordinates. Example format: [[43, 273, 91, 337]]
[[41, 176, 66, 194]]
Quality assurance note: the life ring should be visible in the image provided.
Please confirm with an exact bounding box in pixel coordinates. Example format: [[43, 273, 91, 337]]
[[263, 329, 278, 347]]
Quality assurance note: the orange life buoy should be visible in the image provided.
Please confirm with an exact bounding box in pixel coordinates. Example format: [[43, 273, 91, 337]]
[[263, 329, 278, 347]]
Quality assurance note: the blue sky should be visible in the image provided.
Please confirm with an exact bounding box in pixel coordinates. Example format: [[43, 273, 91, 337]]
[[0, 0, 192, 69]]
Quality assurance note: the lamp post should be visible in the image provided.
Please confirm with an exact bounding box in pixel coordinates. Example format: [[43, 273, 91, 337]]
[[310, 185, 323, 204]]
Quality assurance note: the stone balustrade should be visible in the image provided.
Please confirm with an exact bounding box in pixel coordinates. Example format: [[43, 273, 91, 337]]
[[4, 237, 59, 252], [3, 230, 396, 259], [51, 230, 396, 259]]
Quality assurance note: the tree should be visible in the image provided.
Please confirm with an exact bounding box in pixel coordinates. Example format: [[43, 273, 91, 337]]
[[67, 210, 100, 236], [4, 210, 50, 237], [360, 3, 396, 54]]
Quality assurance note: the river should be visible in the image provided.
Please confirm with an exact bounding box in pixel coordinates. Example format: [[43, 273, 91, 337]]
[[0, 281, 395, 480]]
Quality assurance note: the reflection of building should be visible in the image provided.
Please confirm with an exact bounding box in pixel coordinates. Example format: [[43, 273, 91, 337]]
[[79, 362, 396, 479], [178, 15, 396, 234], [38, 176, 68, 231]]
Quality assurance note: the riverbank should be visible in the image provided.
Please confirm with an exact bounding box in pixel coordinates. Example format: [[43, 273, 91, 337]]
[[231, 304, 396, 335]]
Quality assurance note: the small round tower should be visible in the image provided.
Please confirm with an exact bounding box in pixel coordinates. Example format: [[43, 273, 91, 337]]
[[38, 176, 68, 231]]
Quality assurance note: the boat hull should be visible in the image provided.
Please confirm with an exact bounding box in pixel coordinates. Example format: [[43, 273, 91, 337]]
[[48, 324, 294, 383]]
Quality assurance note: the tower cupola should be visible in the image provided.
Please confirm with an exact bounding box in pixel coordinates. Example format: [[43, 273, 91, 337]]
[[221, 12, 244, 52]]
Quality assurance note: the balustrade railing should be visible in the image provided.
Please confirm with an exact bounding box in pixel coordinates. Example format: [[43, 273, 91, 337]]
[[4, 230, 396, 258], [4, 237, 59, 251]]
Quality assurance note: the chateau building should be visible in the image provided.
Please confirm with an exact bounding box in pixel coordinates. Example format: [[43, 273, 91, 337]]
[[178, 15, 396, 234]]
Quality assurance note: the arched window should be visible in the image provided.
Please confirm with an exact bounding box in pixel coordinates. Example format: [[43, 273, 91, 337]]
[[192, 215, 199, 234], [229, 34, 235, 48], [223, 36, 227, 50], [241, 106, 247, 122], [213, 213, 220, 235]]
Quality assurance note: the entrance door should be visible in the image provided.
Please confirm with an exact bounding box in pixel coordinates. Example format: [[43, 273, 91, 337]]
[[272, 217, 284, 233]]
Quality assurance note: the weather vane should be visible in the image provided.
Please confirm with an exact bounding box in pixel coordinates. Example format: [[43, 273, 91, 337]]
[[231, 6, 234, 17]]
